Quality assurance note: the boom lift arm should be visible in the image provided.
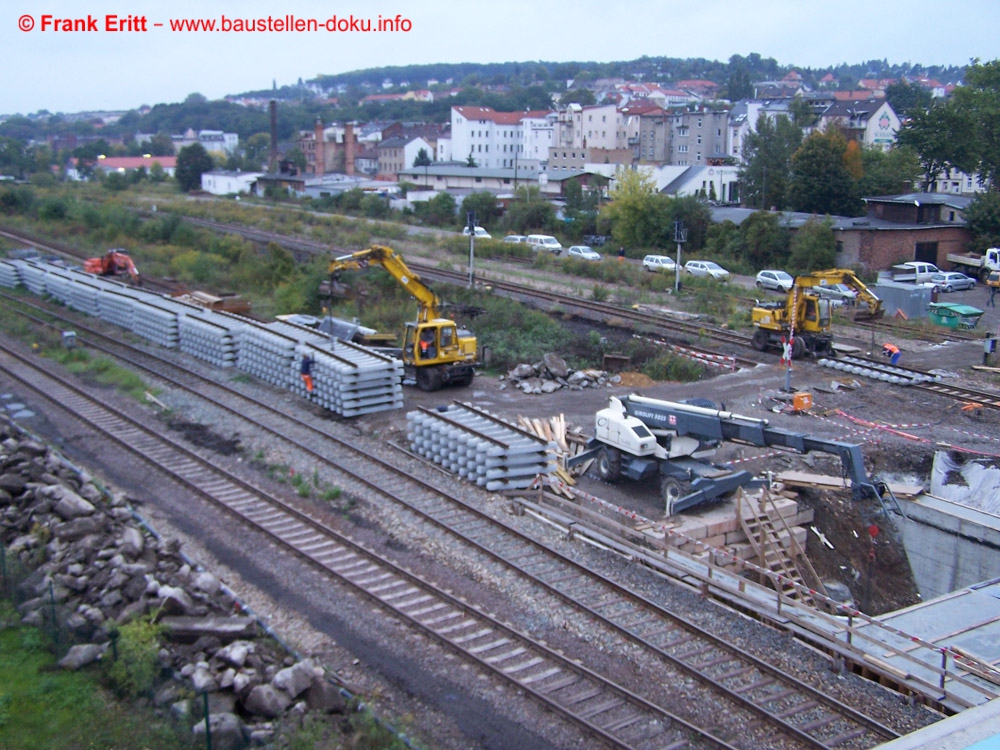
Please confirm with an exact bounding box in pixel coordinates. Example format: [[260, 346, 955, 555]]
[[575, 395, 879, 515]]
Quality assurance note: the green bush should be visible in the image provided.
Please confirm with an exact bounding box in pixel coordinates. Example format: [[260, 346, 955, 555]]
[[105, 618, 163, 698]]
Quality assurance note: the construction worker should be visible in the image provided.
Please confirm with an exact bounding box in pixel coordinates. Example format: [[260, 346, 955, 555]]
[[300, 354, 314, 394], [882, 342, 901, 365], [419, 329, 436, 360]]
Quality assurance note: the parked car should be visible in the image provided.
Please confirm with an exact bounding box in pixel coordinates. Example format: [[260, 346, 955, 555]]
[[463, 226, 492, 239], [642, 254, 677, 272], [684, 260, 730, 281], [567, 245, 601, 261], [930, 272, 976, 292], [755, 269, 794, 292], [503, 235, 527, 244], [813, 283, 858, 306]]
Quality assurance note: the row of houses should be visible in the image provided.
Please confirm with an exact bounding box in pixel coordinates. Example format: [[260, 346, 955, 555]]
[[295, 96, 903, 194]]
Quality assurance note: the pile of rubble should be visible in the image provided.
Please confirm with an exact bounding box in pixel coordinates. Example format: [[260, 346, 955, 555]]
[[0, 414, 347, 748], [500, 353, 620, 395]]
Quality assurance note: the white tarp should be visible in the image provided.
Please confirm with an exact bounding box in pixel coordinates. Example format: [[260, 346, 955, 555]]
[[931, 451, 1000, 514]]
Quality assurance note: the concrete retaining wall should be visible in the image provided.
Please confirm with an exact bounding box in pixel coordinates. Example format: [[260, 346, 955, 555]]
[[898, 495, 1000, 599]]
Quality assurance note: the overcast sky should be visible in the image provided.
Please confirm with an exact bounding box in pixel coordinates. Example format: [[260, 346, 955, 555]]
[[4, 0, 998, 116]]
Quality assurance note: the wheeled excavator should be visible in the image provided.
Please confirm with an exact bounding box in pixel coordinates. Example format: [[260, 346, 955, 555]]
[[83, 249, 141, 285], [328, 245, 478, 391], [751, 269, 883, 358]]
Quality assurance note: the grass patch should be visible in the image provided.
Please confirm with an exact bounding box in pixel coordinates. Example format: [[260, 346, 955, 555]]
[[0, 625, 191, 750]]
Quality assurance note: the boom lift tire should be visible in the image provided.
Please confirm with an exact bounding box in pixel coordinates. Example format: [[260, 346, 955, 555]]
[[596, 447, 622, 482], [751, 329, 769, 352], [661, 477, 684, 515]]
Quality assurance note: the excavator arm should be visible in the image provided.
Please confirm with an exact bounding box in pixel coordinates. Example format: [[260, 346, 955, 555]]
[[794, 269, 883, 321], [329, 245, 442, 323]]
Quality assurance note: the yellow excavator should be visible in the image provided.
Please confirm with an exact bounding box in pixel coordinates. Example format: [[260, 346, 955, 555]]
[[328, 245, 478, 391], [751, 269, 883, 358]]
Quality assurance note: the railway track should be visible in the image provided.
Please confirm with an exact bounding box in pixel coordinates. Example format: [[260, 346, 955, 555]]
[[0, 294, 905, 749], [844, 354, 1000, 411]]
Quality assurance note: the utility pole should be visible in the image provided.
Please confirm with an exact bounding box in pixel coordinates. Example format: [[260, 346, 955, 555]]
[[673, 220, 687, 294], [467, 211, 476, 289]]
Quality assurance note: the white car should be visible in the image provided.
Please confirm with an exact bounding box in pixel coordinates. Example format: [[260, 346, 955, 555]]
[[642, 254, 677, 272], [503, 235, 527, 244], [463, 226, 492, 239], [685, 260, 730, 281], [567, 245, 602, 261], [755, 269, 793, 293]]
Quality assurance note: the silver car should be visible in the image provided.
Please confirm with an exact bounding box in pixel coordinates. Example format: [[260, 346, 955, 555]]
[[685, 260, 730, 281], [755, 270, 793, 292], [813, 283, 858, 306], [929, 272, 976, 292], [567, 245, 602, 261]]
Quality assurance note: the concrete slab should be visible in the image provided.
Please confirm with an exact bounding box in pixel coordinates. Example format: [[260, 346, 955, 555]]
[[874, 697, 1000, 749]]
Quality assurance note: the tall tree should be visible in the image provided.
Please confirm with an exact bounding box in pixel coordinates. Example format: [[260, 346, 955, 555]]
[[885, 80, 933, 118], [175, 143, 214, 192], [788, 128, 861, 216], [413, 147, 432, 167], [856, 145, 921, 197], [599, 168, 670, 248], [951, 59, 1000, 190], [738, 114, 802, 211], [460, 192, 500, 227], [896, 102, 978, 190], [726, 60, 753, 101], [963, 191, 1000, 250], [739, 210, 789, 269], [786, 218, 837, 275]]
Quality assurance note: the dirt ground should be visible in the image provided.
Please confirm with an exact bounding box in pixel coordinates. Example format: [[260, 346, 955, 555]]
[[360, 303, 1000, 617]]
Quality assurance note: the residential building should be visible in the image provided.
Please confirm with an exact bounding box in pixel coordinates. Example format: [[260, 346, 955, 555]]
[[668, 109, 729, 166], [620, 101, 668, 163], [817, 100, 900, 151], [547, 147, 633, 176], [171, 128, 239, 155], [558, 104, 623, 150], [450, 106, 553, 170], [377, 136, 432, 180]]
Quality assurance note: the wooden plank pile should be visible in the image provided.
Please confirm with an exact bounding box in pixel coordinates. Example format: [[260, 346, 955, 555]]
[[515, 414, 592, 491]]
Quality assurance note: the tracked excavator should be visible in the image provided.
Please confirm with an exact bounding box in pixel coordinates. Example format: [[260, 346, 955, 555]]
[[83, 249, 141, 285], [751, 269, 882, 358], [328, 245, 478, 391], [571, 394, 880, 515]]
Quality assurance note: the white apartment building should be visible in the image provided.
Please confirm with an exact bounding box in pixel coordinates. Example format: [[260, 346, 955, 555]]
[[450, 106, 553, 171], [557, 104, 624, 150]]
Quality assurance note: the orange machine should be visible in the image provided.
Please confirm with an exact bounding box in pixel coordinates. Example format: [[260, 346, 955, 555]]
[[83, 249, 141, 285]]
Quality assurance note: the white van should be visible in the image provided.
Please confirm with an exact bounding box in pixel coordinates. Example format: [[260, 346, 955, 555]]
[[526, 234, 563, 255]]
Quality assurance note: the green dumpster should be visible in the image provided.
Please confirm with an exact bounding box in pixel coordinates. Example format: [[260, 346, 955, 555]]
[[928, 302, 984, 330]]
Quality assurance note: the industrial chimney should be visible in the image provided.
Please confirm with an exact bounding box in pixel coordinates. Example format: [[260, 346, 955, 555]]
[[268, 100, 278, 173], [344, 122, 356, 176]]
